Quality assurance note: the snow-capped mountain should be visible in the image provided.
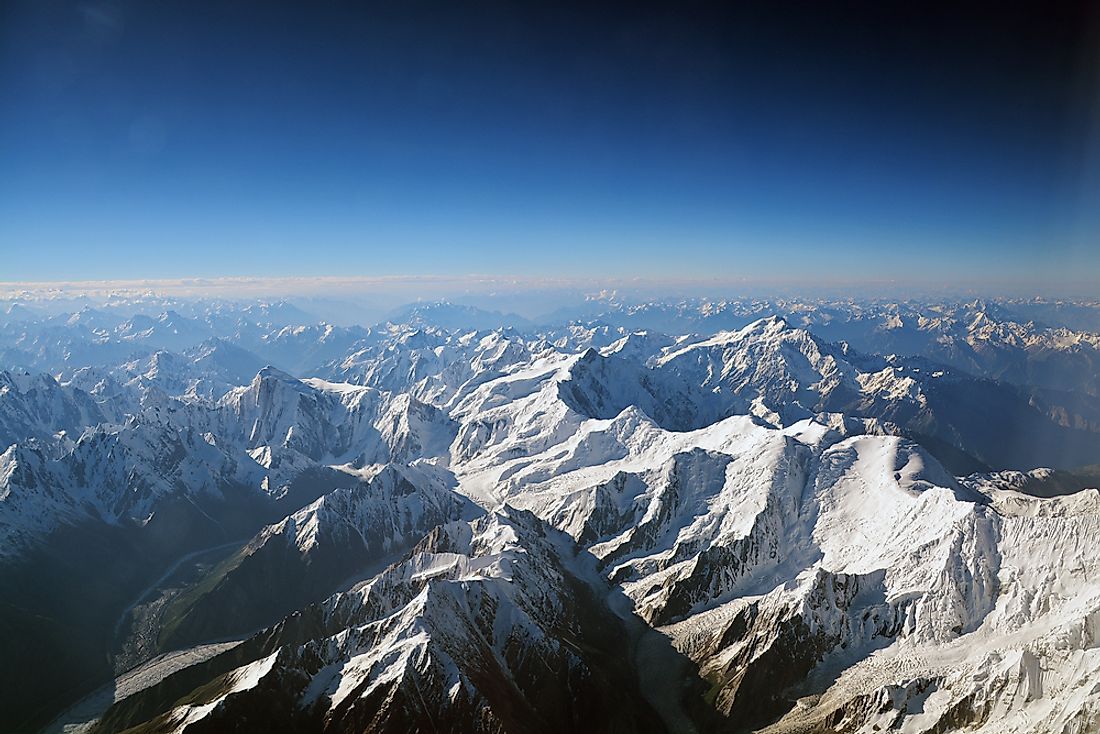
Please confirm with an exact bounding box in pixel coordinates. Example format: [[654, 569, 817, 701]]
[[330, 326, 544, 408], [648, 317, 1100, 471], [0, 370, 116, 451], [0, 417, 262, 556], [0, 367, 459, 560], [118, 338, 268, 402], [4, 296, 1100, 734], [579, 296, 1100, 398]]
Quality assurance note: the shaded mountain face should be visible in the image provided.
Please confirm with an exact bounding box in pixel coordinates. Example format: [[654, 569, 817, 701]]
[[92, 511, 667, 734], [154, 463, 473, 652], [1, 297, 1099, 734]]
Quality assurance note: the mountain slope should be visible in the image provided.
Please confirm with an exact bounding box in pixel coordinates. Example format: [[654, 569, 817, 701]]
[[156, 463, 472, 650], [92, 510, 667, 734]]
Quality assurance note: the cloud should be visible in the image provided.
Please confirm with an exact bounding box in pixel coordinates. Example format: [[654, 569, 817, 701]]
[[0, 273, 743, 300], [0, 273, 1092, 305]]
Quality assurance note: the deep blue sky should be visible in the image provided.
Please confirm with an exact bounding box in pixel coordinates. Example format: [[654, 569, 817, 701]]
[[2, 0, 1098, 288]]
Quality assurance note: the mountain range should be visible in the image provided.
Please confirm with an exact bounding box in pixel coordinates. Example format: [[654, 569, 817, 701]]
[[1, 295, 1098, 733]]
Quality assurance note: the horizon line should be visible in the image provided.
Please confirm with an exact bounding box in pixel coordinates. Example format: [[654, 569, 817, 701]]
[[1, 273, 1095, 298]]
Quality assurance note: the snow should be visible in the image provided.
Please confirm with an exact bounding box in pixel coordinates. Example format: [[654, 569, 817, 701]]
[[164, 651, 279, 732]]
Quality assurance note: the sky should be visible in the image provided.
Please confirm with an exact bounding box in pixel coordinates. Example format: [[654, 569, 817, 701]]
[[2, 0, 1099, 291]]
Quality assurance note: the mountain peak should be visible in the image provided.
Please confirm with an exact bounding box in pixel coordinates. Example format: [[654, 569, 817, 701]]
[[741, 314, 790, 336], [253, 365, 298, 383]]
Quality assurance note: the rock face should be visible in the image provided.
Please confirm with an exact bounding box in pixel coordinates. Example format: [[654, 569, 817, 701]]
[[3, 302, 1100, 734]]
